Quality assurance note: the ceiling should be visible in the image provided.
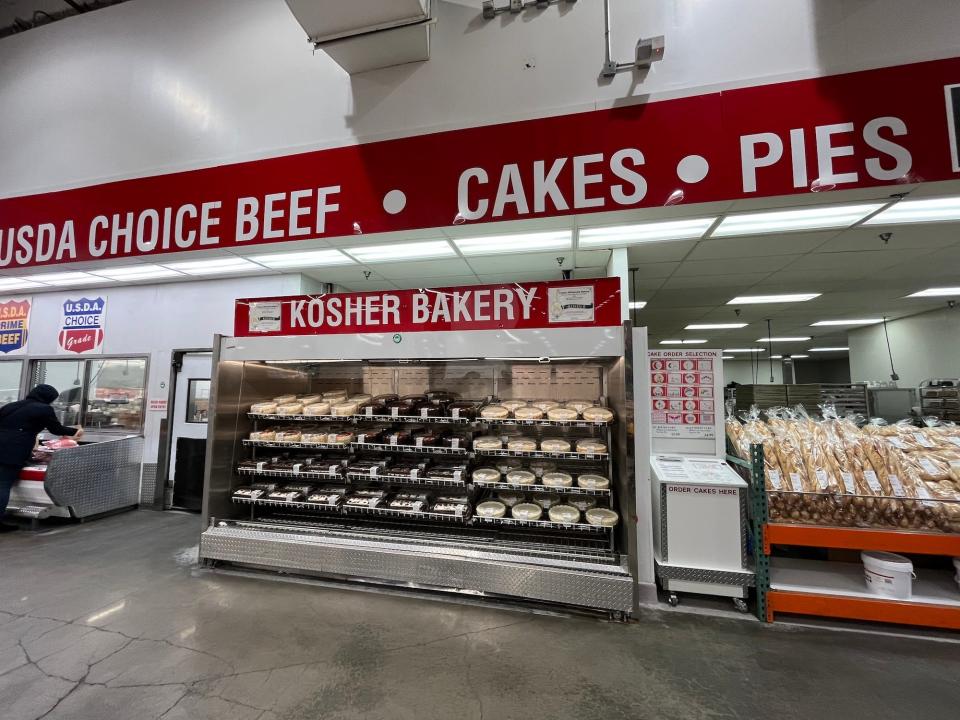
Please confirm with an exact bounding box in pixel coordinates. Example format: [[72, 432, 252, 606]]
[[4, 179, 960, 362]]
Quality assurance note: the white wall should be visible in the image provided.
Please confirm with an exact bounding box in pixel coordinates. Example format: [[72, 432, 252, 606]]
[[13, 274, 308, 462], [722, 359, 785, 386], [850, 308, 960, 387], [2, 0, 960, 197]]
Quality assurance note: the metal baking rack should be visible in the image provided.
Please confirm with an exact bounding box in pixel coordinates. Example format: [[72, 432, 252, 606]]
[[232, 496, 343, 512], [343, 503, 471, 524], [351, 441, 469, 456], [472, 479, 610, 497], [473, 515, 610, 534], [483, 418, 612, 428], [242, 439, 353, 450], [237, 466, 344, 481], [357, 412, 476, 424], [248, 413, 343, 422], [473, 448, 608, 461], [345, 471, 467, 488]]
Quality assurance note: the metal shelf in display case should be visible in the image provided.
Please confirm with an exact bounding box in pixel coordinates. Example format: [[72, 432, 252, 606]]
[[472, 480, 610, 497], [474, 448, 608, 461], [345, 471, 466, 489]]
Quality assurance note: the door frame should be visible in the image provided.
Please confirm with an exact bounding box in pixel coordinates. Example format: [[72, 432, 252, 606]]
[[155, 348, 212, 509]]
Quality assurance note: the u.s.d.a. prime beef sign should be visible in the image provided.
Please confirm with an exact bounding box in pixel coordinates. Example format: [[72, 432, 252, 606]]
[[235, 278, 621, 337], [4, 56, 960, 270]]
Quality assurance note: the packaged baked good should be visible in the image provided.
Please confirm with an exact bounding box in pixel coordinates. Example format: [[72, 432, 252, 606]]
[[267, 488, 304, 502], [355, 428, 389, 444], [424, 464, 467, 482], [305, 486, 347, 506], [439, 435, 468, 450], [373, 394, 399, 403], [473, 435, 504, 450], [585, 508, 619, 527], [548, 504, 581, 524], [415, 403, 448, 418], [528, 460, 557, 477], [250, 402, 278, 414], [569, 496, 598, 512], [472, 467, 501, 483], [232, 486, 267, 499], [546, 407, 578, 421], [249, 430, 276, 441], [447, 401, 479, 420], [505, 469, 537, 485], [476, 500, 507, 518], [401, 394, 428, 406], [303, 402, 332, 416], [501, 399, 529, 412], [511, 503, 543, 520], [276, 403, 305, 416], [481, 404, 510, 420], [495, 458, 524, 474], [349, 394, 372, 405], [540, 438, 571, 453], [273, 395, 297, 404], [582, 406, 615, 423], [507, 437, 537, 452], [358, 402, 387, 417], [274, 430, 302, 442], [577, 474, 610, 490], [431, 500, 471, 516], [542, 471, 573, 487], [322, 390, 348, 400], [495, 491, 525, 507], [297, 395, 323, 405], [387, 493, 430, 512], [327, 430, 354, 445], [514, 406, 545, 420], [426, 390, 459, 403], [532, 493, 562, 509], [576, 439, 608, 454], [331, 401, 359, 417], [344, 489, 385, 508], [412, 429, 444, 447], [531, 399, 560, 412], [564, 400, 594, 413]]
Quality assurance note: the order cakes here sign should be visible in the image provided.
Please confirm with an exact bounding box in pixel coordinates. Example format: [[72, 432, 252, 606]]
[[235, 278, 621, 337]]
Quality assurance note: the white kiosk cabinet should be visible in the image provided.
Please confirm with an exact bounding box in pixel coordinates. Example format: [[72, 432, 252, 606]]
[[647, 349, 754, 610]]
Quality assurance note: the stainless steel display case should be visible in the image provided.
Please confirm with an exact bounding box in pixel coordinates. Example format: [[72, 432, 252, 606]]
[[6, 435, 143, 521], [198, 326, 641, 616]]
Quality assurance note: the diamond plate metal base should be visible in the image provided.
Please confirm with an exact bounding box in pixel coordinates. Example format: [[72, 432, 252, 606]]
[[200, 523, 634, 612], [44, 436, 143, 518], [655, 562, 756, 586]]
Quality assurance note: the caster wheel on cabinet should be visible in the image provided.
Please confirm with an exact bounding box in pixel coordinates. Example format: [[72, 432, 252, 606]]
[[668, 593, 679, 607], [733, 598, 749, 613]]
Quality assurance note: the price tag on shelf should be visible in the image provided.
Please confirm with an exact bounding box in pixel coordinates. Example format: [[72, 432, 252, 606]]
[[863, 470, 883, 494]]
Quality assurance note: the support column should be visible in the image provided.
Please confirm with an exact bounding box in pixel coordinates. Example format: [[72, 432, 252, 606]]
[[606, 248, 630, 323]]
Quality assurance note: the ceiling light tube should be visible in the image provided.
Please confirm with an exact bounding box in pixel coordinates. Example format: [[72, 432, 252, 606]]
[[685, 323, 748, 330], [659, 339, 708, 345], [346, 241, 455, 263], [711, 203, 883, 237], [453, 231, 571, 256], [90, 265, 185, 281], [629, 301, 647, 309], [727, 293, 820, 305], [578, 218, 716, 248], [790, 355, 809, 359], [721, 355, 735, 360], [0, 278, 46, 290], [163, 258, 262, 275], [26, 272, 108, 286], [756, 336, 811, 342], [864, 196, 960, 225], [810, 319, 882, 326], [723, 348, 765, 353], [250, 249, 354, 268], [808, 347, 849, 352], [906, 287, 960, 298]]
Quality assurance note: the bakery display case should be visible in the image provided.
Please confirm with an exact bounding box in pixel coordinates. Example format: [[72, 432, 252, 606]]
[[198, 279, 642, 616]]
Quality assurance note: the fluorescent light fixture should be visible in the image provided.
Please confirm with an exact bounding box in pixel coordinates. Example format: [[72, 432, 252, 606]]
[[27, 272, 107, 286], [790, 355, 809, 359], [629, 301, 647, 310], [453, 231, 571, 256], [660, 339, 708, 345], [685, 323, 748, 330], [770, 355, 783, 359], [811, 319, 882, 327], [907, 287, 960, 298], [723, 348, 764, 353], [92, 264, 184, 281], [756, 336, 811, 342], [711, 203, 883, 237], [578, 218, 716, 248], [346, 240, 455, 263], [163, 257, 262, 275], [721, 355, 735, 360], [0, 277, 46, 290], [250, 249, 354, 269], [808, 347, 848, 352], [727, 293, 820, 305], [864, 196, 960, 225]]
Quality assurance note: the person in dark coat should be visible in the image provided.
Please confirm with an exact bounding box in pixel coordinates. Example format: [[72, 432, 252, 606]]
[[0, 384, 84, 532]]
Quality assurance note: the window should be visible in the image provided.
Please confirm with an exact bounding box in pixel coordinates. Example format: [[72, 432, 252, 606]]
[[0, 361, 22, 406], [31, 357, 147, 434], [186, 379, 211, 423]]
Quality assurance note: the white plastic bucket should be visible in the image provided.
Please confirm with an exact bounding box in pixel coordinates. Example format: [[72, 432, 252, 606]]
[[953, 558, 960, 593], [861, 551, 914, 599]]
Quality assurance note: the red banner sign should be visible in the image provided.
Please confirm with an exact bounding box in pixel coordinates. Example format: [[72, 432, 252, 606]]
[[235, 278, 621, 337], [3, 57, 960, 270]]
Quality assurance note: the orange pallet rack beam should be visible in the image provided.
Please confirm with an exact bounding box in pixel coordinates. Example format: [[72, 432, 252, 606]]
[[764, 523, 960, 557], [767, 590, 960, 631]]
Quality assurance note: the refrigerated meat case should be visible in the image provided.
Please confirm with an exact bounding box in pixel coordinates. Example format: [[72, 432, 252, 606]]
[[198, 327, 641, 616]]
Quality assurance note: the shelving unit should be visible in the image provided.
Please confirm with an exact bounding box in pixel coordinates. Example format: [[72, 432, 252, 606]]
[[920, 378, 960, 423], [820, 383, 868, 417]]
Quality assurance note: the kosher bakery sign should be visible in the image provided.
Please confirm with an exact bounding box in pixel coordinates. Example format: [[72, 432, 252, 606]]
[[235, 278, 620, 336], [4, 57, 960, 270]]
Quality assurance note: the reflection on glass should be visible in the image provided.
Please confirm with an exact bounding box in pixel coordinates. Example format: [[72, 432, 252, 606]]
[[0, 361, 21, 406], [32, 360, 84, 425], [84, 359, 147, 432], [186, 379, 211, 423]]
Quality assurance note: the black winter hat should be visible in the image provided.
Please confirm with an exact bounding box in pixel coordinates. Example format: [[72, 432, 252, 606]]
[[27, 384, 60, 404]]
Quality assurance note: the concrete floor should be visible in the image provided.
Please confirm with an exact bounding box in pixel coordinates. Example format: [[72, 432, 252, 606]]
[[2, 511, 959, 720]]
